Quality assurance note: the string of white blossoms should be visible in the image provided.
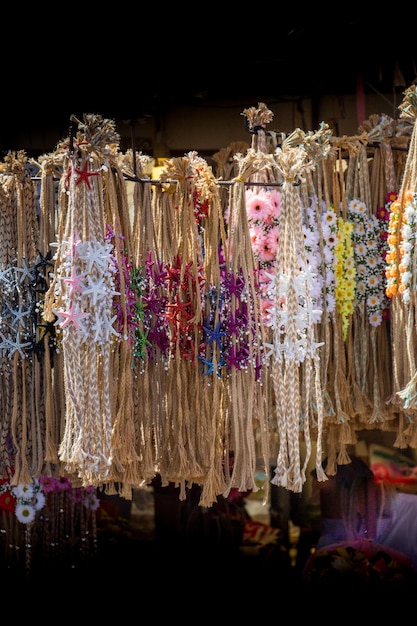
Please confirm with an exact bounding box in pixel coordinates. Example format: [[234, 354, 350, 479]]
[[263, 259, 324, 363]]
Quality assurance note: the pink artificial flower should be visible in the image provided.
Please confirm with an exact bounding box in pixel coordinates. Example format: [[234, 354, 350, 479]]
[[246, 191, 274, 223], [256, 235, 276, 263], [260, 298, 275, 323], [257, 267, 274, 285], [39, 475, 59, 493], [266, 226, 279, 256], [268, 189, 281, 219], [249, 224, 265, 251], [55, 476, 72, 491]]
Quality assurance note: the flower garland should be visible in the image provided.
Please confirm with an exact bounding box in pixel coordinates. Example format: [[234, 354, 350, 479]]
[[374, 193, 393, 314], [0, 475, 100, 524], [347, 198, 390, 326], [385, 190, 413, 299], [334, 216, 356, 340], [319, 205, 338, 317], [397, 192, 417, 304], [264, 260, 324, 364], [244, 187, 280, 325], [302, 197, 326, 311]]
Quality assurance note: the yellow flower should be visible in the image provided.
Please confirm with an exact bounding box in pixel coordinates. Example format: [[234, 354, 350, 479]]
[[335, 216, 356, 340]]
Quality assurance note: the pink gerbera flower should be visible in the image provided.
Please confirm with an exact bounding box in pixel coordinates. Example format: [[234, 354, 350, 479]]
[[257, 236, 277, 263], [249, 224, 265, 250], [266, 226, 279, 256], [39, 475, 59, 493], [268, 189, 281, 220], [246, 191, 274, 223], [55, 476, 72, 491]]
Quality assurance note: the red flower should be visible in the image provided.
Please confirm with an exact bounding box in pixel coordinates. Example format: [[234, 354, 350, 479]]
[[377, 206, 390, 222], [0, 480, 15, 512], [386, 191, 398, 204]]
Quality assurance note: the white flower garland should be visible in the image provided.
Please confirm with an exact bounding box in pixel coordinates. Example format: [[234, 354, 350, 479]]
[[347, 198, 390, 325]]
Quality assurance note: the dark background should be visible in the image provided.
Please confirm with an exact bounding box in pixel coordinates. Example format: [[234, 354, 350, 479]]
[[2, 14, 416, 156]]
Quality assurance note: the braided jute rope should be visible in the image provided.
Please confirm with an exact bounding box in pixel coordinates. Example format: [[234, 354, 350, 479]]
[[53, 148, 115, 485], [271, 143, 327, 492]]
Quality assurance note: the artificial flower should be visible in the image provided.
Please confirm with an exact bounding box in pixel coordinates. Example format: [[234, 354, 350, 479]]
[[319, 205, 338, 317], [347, 199, 390, 326], [15, 503, 36, 524], [0, 479, 15, 513], [246, 190, 275, 223], [397, 193, 417, 304], [12, 483, 34, 500], [84, 491, 101, 511], [39, 475, 59, 493], [55, 476, 72, 491], [385, 190, 412, 299], [33, 490, 46, 511], [334, 216, 355, 340], [243, 187, 281, 324]]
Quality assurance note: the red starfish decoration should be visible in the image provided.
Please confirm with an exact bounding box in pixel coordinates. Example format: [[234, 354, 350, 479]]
[[166, 297, 194, 325], [75, 161, 101, 189]]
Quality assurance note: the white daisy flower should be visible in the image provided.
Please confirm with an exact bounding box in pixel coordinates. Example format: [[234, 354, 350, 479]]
[[369, 311, 382, 327], [33, 490, 46, 511], [356, 280, 366, 297], [12, 483, 34, 500], [15, 503, 36, 524]]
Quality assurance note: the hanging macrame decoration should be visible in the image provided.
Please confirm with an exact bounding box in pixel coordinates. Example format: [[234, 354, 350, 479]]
[[343, 138, 375, 432], [284, 125, 352, 475], [211, 140, 250, 215], [268, 138, 327, 492], [386, 85, 417, 446], [146, 151, 230, 504], [343, 136, 396, 433], [314, 137, 358, 472], [0, 151, 45, 486], [98, 144, 145, 499], [296, 128, 340, 473], [34, 150, 71, 473], [222, 144, 274, 500], [356, 115, 399, 431], [118, 148, 159, 487], [43, 114, 123, 487]]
